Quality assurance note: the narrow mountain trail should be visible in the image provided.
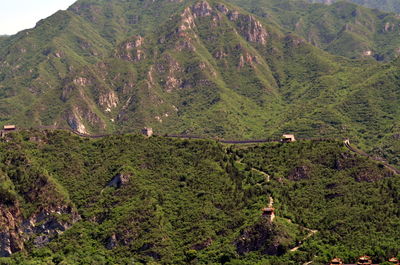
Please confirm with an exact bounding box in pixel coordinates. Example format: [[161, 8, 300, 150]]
[[237, 157, 318, 253], [252, 167, 271, 182], [289, 228, 318, 252], [268, 196, 273, 208], [235, 158, 271, 182]]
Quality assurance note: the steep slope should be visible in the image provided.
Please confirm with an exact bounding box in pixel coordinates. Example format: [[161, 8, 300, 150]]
[[68, 0, 196, 43], [239, 140, 400, 264], [0, 36, 8, 45], [0, 0, 399, 168], [307, 0, 400, 14], [0, 0, 354, 137], [0, 10, 113, 131], [0, 131, 398, 264], [230, 0, 400, 60]]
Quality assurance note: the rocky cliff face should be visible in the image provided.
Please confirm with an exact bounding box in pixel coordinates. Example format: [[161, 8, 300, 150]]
[[0, 200, 80, 257], [0, 154, 80, 257], [233, 14, 269, 45], [0, 204, 23, 257], [117, 36, 146, 62]]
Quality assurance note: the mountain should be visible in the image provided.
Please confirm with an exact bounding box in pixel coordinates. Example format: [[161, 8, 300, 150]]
[[231, 0, 400, 60], [306, 0, 400, 14], [1, 130, 399, 264], [0, 0, 399, 167]]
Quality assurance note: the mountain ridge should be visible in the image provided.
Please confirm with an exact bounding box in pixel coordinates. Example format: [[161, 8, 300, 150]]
[[0, 0, 399, 167], [306, 0, 400, 13]]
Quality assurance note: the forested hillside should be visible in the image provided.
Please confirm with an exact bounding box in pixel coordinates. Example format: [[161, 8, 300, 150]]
[[0, 130, 399, 264], [1, 0, 400, 263], [306, 0, 400, 13], [0, 0, 399, 171], [232, 0, 400, 60]]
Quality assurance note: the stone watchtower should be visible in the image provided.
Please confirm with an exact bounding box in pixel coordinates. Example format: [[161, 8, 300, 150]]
[[262, 207, 275, 222], [141, 127, 153, 137], [281, 134, 296, 143]]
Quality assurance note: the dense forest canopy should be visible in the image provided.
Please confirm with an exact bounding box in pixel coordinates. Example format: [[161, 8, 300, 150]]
[[0, 130, 399, 264]]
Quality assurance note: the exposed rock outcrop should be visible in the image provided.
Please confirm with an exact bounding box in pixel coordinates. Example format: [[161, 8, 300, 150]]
[[384, 22, 396, 32], [235, 220, 291, 256], [73, 77, 90, 86], [238, 52, 258, 68], [68, 105, 106, 134], [192, 1, 212, 17], [180, 7, 196, 33], [99, 91, 119, 112], [216, 4, 229, 14], [288, 165, 311, 181], [0, 173, 80, 258], [0, 204, 24, 257], [107, 173, 131, 188], [335, 152, 358, 170], [285, 35, 306, 47], [117, 36, 146, 62], [191, 238, 213, 250], [106, 233, 118, 250], [68, 107, 88, 134], [157, 55, 183, 92], [229, 13, 268, 45], [354, 168, 392, 182], [0, 203, 80, 257]]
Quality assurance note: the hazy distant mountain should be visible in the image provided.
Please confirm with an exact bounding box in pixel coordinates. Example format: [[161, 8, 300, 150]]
[[231, 0, 400, 60], [306, 0, 400, 13], [0, 35, 8, 43]]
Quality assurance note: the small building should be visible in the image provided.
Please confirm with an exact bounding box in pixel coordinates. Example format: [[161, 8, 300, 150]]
[[141, 127, 153, 137], [330, 258, 343, 265], [3, 125, 16, 131], [262, 207, 275, 222], [389, 257, 399, 265], [357, 256, 372, 265], [281, 134, 296, 143], [363, 50, 373, 56]]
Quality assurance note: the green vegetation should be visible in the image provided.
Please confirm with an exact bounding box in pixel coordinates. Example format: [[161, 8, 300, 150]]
[[0, 0, 399, 170], [0, 131, 399, 264], [232, 0, 400, 60], [307, 0, 400, 14], [1, 0, 400, 263], [238, 140, 400, 264]]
